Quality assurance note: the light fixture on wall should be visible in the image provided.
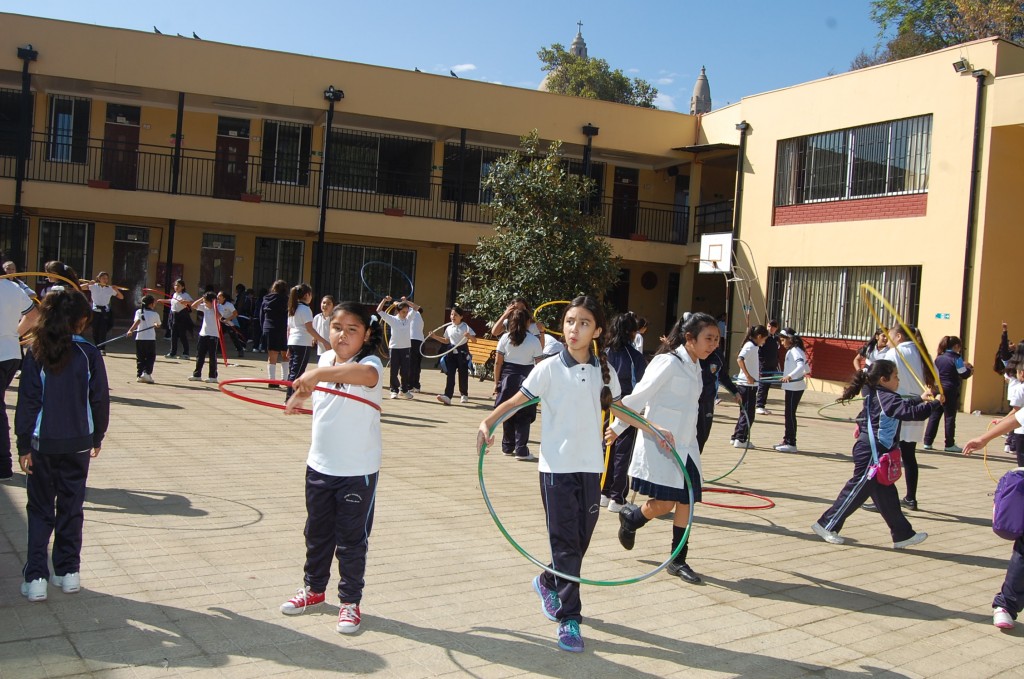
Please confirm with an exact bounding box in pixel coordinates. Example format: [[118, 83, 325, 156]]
[[952, 58, 971, 74]]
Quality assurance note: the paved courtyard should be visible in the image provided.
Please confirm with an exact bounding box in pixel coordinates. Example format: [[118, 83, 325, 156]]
[[1, 342, 1022, 678]]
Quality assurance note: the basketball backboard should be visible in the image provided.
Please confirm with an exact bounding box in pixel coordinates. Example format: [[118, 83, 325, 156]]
[[699, 233, 733, 273]]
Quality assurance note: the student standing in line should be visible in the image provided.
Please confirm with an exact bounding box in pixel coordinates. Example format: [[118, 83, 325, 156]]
[[429, 306, 476, 405], [477, 295, 667, 653], [286, 284, 329, 399], [128, 295, 160, 384], [755, 320, 780, 415], [16, 289, 109, 602], [188, 292, 221, 383], [602, 311, 647, 511], [774, 328, 808, 453], [612, 312, 721, 585], [492, 308, 544, 461], [377, 296, 419, 399], [313, 295, 335, 358], [881, 325, 929, 510], [261, 280, 289, 389], [408, 304, 425, 393], [81, 272, 123, 355], [811, 360, 938, 550], [731, 325, 769, 448], [922, 336, 973, 453], [279, 301, 384, 634], [166, 279, 193, 360]]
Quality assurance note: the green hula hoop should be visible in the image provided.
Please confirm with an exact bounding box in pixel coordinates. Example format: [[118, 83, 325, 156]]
[[477, 398, 695, 586], [816, 397, 864, 423], [704, 439, 753, 484]]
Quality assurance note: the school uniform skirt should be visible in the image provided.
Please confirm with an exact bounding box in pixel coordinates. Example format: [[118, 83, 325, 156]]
[[630, 455, 702, 504]]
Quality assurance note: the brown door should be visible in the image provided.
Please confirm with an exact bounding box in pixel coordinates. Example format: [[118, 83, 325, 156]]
[[214, 135, 249, 199], [111, 238, 149, 322], [611, 167, 638, 239], [200, 245, 235, 293], [102, 123, 140, 190]]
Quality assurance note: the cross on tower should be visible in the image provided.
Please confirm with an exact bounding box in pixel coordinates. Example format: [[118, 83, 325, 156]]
[[577, 20, 583, 33]]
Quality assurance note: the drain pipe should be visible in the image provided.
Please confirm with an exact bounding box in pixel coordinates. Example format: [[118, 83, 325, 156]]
[[958, 69, 988, 352], [725, 120, 749, 359], [11, 45, 37, 267]]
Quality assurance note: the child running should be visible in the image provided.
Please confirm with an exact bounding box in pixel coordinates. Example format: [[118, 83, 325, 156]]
[[774, 328, 808, 453], [128, 295, 161, 383], [16, 288, 109, 601], [611, 312, 720, 584], [812, 359, 939, 549], [922, 335, 973, 453], [477, 295, 669, 653], [731, 325, 769, 447], [280, 301, 384, 634]]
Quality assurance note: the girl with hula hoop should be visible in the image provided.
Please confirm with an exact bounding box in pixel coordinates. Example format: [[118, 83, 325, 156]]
[[774, 328, 808, 453], [166, 279, 194, 360], [80, 272, 124, 354], [610, 313, 720, 585], [601, 311, 647, 511], [376, 296, 418, 399], [477, 295, 671, 654], [429, 306, 475, 405], [128, 295, 160, 383], [812, 360, 940, 549], [187, 292, 221, 383], [731, 324, 769, 448], [285, 285, 329, 400], [407, 304, 425, 393], [278, 301, 385, 635], [491, 308, 543, 460]]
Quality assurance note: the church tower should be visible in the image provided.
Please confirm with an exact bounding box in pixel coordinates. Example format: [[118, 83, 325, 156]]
[[570, 22, 588, 58], [690, 66, 712, 115]]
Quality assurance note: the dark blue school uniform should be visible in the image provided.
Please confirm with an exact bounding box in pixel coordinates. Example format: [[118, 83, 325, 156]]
[[755, 333, 780, 409], [261, 292, 288, 352], [601, 343, 646, 503], [698, 349, 737, 452], [923, 350, 973, 448]]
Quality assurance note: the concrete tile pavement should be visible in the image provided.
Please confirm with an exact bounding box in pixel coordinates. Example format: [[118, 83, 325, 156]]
[[1, 343, 1022, 677]]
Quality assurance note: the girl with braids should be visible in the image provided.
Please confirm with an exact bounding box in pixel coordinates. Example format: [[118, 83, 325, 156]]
[[16, 289, 109, 602], [601, 311, 647, 512], [812, 359, 939, 549], [285, 284, 329, 400], [611, 313, 720, 585], [491, 308, 543, 460], [478, 295, 670, 653], [280, 302, 384, 634]]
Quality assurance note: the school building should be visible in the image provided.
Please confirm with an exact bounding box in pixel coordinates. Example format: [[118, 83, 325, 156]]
[[1, 14, 1023, 411]]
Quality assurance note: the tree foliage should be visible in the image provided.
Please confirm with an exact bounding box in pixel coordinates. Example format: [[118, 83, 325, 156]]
[[852, 0, 1024, 68], [460, 131, 621, 329], [538, 43, 658, 108]]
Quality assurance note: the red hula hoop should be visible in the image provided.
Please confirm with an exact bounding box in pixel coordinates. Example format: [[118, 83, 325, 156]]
[[143, 287, 172, 298], [218, 378, 381, 414], [213, 300, 229, 366], [699, 487, 775, 510]]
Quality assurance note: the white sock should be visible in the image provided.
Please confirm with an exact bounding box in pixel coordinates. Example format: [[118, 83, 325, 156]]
[[268, 364, 278, 381]]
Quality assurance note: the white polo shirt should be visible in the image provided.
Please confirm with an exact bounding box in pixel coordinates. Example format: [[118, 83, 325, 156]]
[[288, 303, 314, 346], [444, 321, 475, 347], [0, 279, 34, 362], [313, 313, 331, 355], [520, 350, 622, 474], [133, 309, 160, 341], [497, 332, 543, 366], [194, 300, 220, 338], [307, 352, 384, 477], [170, 291, 192, 313], [735, 340, 760, 386], [382, 312, 412, 349], [90, 285, 116, 309], [408, 309, 424, 342]]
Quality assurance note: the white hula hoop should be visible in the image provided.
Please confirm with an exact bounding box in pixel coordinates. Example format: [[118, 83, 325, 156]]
[[420, 322, 467, 358]]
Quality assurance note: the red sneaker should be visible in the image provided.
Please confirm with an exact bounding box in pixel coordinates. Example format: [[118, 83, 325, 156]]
[[280, 586, 325, 615], [336, 602, 361, 634]]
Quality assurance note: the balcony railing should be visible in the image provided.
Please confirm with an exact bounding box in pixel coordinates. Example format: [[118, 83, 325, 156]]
[[1, 134, 719, 245], [694, 199, 734, 236]]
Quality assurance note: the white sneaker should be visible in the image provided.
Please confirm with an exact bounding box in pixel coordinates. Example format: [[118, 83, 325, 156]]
[[893, 532, 928, 549], [733, 439, 752, 448], [204, 377, 218, 383], [607, 500, 626, 513], [436, 394, 451, 406], [774, 444, 798, 453], [20, 578, 47, 601], [994, 607, 1015, 629], [600, 495, 610, 507], [811, 522, 844, 545], [403, 391, 414, 400], [390, 392, 399, 399], [755, 407, 771, 415], [921, 443, 934, 451], [188, 375, 202, 381], [137, 375, 145, 383], [944, 444, 963, 453], [460, 395, 469, 404], [51, 572, 80, 593], [142, 373, 155, 384]]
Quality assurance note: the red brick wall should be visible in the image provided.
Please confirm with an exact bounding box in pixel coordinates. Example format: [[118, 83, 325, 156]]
[[773, 193, 927, 226], [802, 337, 864, 382]]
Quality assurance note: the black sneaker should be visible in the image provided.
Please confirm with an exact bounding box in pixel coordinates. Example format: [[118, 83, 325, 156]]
[[618, 511, 636, 550], [901, 497, 918, 510], [667, 561, 702, 584]]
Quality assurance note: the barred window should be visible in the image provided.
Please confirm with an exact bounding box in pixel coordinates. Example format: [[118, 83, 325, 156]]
[[774, 115, 931, 206], [766, 265, 921, 340], [314, 242, 416, 305], [37, 219, 94, 278], [261, 120, 311, 186], [328, 129, 432, 199], [47, 95, 90, 164]]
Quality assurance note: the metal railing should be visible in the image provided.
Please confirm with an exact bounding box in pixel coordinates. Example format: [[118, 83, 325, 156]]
[[693, 199, 734, 237], [2, 134, 714, 245]]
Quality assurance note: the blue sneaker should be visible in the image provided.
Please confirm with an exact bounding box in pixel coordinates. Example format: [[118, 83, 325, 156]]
[[532, 575, 560, 621], [557, 619, 584, 652]]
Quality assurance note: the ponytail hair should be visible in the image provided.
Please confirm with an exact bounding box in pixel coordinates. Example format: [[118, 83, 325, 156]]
[[331, 301, 383, 361], [31, 289, 91, 373], [779, 327, 804, 349], [743, 324, 769, 344], [657, 312, 717, 356], [44, 260, 80, 285], [507, 308, 529, 347], [564, 295, 612, 410], [140, 294, 155, 310], [937, 335, 961, 356], [840, 359, 897, 402], [607, 311, 639, 351], [288, 284, 311, 316]]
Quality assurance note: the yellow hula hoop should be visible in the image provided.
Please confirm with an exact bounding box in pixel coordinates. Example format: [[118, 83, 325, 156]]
[[983, 419, 1001, 484], [1, 271, 81, 291], [533, 299, 571, 338], [858, 283, 943, 398], [378, 303, 397, 359]]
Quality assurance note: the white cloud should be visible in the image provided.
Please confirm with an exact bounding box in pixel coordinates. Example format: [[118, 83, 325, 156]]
[[451, 63, 477, 73], [656, 77, 674, 85], [627, 68, 640, 74], [654, 92, 676, 111]]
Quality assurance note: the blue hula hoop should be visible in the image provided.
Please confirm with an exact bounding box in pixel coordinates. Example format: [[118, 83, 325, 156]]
[[359, 261, 414, 301]]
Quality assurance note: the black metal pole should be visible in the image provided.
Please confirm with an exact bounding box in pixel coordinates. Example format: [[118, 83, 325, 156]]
[[163, 92, 185, 303], [455, 128, 466, 224], [959, 71, 987, 352], [725, 121, 749, 360], [11, 45, 38, 267], [315, 86, 343, 299], [581, 124, 598, 215]]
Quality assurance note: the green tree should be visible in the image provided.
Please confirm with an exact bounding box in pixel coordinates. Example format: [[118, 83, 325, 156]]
[[460, 131, 621, 329], [853, 0, 1024, 68], [538, 43, 658, 108]]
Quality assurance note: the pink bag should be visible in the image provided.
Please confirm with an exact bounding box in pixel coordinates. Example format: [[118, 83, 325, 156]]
[[869, 447, 902, 485]]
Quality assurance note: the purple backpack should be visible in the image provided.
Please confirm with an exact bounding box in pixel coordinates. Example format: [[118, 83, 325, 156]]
[[993, 468, 1024, 540]]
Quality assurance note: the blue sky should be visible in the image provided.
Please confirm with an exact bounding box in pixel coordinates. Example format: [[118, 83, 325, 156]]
[[7, 1, 883, 111]]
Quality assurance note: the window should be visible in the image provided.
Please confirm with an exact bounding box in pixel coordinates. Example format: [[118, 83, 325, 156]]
[[0, 214, 29, 257], [37, 219, 93, 277], [774, 115, 931, 206], [766, 265, 921, 340], [328, 129, 432, 198], [261, 120, 311, 185], [252, 237, 304, 291], [315, 243, 416, 304], [0, 88, 30, 158], [105, 104, 140, 126], [114, 225, 149, 243], [47, 95, 91, 163], [441, 143, 504, 204]]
